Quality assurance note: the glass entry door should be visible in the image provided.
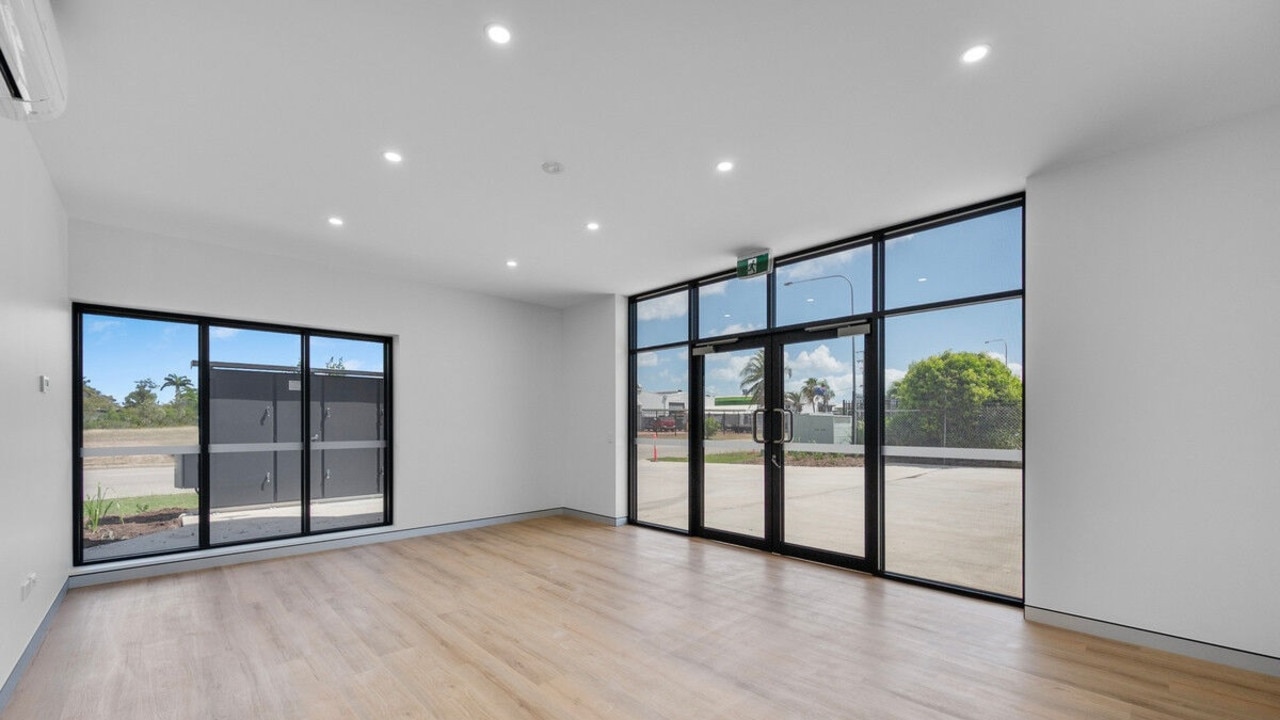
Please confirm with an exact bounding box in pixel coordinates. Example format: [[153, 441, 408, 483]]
[[779, 332, 865, 560], [698, 326, 869, 565]]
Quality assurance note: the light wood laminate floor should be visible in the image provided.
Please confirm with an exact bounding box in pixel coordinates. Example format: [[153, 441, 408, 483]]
[[5, 517, 1278, 719]]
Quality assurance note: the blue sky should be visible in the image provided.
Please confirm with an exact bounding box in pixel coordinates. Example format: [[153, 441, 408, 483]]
[[82, 315, 385, 402], [638, 296, 1021, 403], [636, 208, 1023, 400]]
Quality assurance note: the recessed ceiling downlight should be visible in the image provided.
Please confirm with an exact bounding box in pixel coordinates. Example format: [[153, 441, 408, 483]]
[[328, 216, 344, 227], [586, 222, 600, 231], [962, 44, 990, 63], [716, 160, 734, 173], [506, 259, 518, 268], [486, 23, 512, 44], [383, 150, 403, 164]]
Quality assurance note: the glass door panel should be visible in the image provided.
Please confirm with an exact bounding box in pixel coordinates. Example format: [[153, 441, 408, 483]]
[[208, 327, 303, 544], [780, 334, 865, 557], [634, 347, 690, 529], [701, 346, 766, 538], [78, 314, 201, 561], [309, 336, 388, 532]]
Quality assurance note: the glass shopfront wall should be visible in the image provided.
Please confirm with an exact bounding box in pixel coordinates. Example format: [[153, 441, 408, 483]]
[[630, 196, 1024, 601]]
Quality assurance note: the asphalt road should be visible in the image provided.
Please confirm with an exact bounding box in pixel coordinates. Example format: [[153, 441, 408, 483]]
[[82, 465, 181, 498]]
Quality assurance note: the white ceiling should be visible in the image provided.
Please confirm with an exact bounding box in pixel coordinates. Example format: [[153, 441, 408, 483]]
[[28, 0, 1280, 307]]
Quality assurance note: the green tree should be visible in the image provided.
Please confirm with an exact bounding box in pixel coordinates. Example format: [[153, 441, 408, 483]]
[[738, 348, 790, 406], [81, 379, 119, 428], [123, 378, 157, 408], [121, 378, 164, 426], [886, 351, 1022, 449], [704, 415, 722, 438]]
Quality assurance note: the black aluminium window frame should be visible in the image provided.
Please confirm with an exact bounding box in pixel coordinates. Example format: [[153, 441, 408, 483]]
[[628, 193, 1025, 606], [72, 303, 394, 566]]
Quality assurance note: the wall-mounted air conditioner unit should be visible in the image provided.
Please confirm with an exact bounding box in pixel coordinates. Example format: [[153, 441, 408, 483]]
[[0, 0, 66, 121]]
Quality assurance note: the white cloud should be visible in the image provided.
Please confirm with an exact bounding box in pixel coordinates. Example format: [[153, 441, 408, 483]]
[[710, 322, 761, 336], [788, 344, 845, 375], [87, 319, 121, 334], [637, 352, 659, 367], [777, 248, 860, 283], [210, 327, 241, 339], [984, 352, 1024, 380], [699, 282, 727, 296], [884, 368, 907, 387], [705, 352, 753, 393], [340, 359, 365, 371], [636, 293, 687, 321]]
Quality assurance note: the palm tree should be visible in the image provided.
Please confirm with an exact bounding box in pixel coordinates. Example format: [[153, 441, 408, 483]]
[[801, 377, 818, 413], [801, 377, 833, 413], [785, 391, 804, 413], [739, 350, 765, 405], [159, 373, 193, 401], [738, 349, 791, 406]]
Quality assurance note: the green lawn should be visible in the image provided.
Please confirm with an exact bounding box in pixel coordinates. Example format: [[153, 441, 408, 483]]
[[87, 492, 198, 517]]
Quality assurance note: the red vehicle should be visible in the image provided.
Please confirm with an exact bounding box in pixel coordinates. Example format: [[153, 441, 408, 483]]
[[643, 416, 678, 432]]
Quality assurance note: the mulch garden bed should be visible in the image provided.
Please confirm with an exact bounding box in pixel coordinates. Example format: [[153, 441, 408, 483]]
[[82, 508, 189, 547]]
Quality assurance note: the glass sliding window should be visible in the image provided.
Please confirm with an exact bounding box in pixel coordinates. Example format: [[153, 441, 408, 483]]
[[635, 291, 688, 348], [883, 299, 1023, 597], [208, 327, 304, 545], [75, 306, 394, 564], [884, 207, 1022, 309], [79, 314, 200, 561], [775, 244, 873, 328], [698, 274, 766, 339], [309, 336, 388, 532], [634, 346, 689, 529]]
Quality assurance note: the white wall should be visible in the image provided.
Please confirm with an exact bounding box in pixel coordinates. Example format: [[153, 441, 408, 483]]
[[0, 123, 70, 685], [1026, 105, 1280, 658], [559, 295, 628, 519], [69, 220, 565, 530]]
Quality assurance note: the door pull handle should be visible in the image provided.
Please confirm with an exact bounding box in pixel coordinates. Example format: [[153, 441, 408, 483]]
[[751, 409, 767, 444], [773, 408, 794, 443]]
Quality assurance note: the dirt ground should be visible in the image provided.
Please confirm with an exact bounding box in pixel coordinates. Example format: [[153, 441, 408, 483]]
[[82, 426, 196, 467], [82, 508, 188, 547]]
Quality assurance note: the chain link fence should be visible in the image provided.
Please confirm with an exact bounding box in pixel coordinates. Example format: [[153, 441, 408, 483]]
[[884, 403, 1022, 449]]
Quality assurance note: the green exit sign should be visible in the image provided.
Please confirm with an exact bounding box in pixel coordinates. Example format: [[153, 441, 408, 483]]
[[736, 251, 772, 278]]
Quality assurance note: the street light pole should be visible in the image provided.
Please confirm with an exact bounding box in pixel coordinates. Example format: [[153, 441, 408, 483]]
[[784, 274, 855, 316], [984, 338, 1008, 367]]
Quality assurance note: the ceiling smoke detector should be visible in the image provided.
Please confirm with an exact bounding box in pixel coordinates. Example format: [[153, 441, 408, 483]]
[[541, 161, 564, 175]]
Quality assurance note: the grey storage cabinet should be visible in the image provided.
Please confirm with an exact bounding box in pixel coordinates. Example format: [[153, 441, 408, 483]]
[[209, 367, 303, 510], [311, 371, 386, 500], [176, 365, 384, 508]]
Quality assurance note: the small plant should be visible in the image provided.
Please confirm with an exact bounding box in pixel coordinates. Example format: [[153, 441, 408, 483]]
[[84, 484, 117, 532], [135, 502, 151, 514], [704, 416, 722, 438]]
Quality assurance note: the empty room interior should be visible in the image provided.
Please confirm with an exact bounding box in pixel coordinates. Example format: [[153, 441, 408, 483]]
[[3, 1, 1280, 718]]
